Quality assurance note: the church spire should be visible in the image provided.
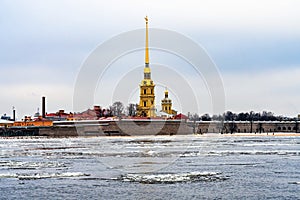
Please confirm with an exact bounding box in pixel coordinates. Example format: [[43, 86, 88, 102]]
[[144, 16, 151, 79], [145, 16, 149, 66], [137, 16, 156, 117]]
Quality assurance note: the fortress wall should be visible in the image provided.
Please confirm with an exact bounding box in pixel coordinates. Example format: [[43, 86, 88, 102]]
[[39, 126, 78, 137], [197, 121, 299, 134], [114, 120, 193, 136], [38, 120, 193, 136], [34, 120, 300, 137]]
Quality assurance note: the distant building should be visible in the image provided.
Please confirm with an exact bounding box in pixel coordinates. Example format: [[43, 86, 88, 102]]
[[1, 114, 11, 121], [73, 106, 113, 120], [46, 110, 73, 121]]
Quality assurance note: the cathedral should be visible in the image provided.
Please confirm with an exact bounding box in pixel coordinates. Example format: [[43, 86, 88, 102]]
[[137, 17, 176, 117]]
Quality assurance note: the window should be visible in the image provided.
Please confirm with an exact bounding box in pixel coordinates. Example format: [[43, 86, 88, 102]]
[[144, 89, 146, 94], [144, 101, 147, 107], [151, 89, 153, 94]]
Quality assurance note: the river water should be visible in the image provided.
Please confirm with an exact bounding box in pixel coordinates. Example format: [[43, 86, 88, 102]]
[[0, 135, 299, 199]]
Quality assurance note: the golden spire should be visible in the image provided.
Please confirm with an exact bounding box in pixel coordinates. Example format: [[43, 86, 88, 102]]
[[145, 16, 149, 65], [165, 87, 169, 98]]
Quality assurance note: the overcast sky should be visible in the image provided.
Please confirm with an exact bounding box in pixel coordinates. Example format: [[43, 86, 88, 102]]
[[1, 0, 300, 119]]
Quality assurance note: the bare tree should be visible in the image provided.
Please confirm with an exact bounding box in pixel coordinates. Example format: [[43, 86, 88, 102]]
[[127, 103, 137, 117], [111, 101, 124, 117], [189, 113, 200, 121], [258, 122, 263, 133], [227, 122, 237, 134], [216, 114, 225, 134], [249, 111, 254, 133]]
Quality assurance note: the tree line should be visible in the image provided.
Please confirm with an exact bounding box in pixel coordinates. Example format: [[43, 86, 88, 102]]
[[108, 102, 137, 117], [188, 111, 298, 122]]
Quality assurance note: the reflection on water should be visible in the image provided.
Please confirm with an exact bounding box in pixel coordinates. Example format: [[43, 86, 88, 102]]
[[0, 135, 300, 199]]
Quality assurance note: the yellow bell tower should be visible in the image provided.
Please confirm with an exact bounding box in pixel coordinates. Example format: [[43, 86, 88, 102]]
[[161, 88, 177, 116], [137, 16, 156, 117], [161, 89, 172, 114]]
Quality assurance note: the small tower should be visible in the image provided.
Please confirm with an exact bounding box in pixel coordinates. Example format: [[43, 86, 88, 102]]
[[161, 89, 172, 114], [137, 16, 156, 117], [161, 88, 177, 116]]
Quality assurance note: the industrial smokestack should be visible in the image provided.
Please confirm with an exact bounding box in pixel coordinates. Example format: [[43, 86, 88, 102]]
[[42, 96, 46, 118], [12, 108, 16, 121]]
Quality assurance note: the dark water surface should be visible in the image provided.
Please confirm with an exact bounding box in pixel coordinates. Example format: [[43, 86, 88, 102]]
[[0, 135, 299, 199]]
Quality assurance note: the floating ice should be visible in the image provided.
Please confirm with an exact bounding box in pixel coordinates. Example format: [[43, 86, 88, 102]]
[[0, 160, 66, 169], [0, 172, 90, 180], [119, 171, 229, 184], [289, 181, 300, 185]]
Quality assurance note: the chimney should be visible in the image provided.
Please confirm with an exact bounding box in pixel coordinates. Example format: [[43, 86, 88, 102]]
[[12, 107, 16, 121], [42, 96, 46, 118]]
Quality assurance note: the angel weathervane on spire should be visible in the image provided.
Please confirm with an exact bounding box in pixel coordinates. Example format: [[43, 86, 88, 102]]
[[145, 16, 148, 22]]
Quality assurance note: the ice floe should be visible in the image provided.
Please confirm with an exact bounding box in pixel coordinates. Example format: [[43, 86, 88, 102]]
[[0, 172, 90, 180], [119, 171, 229, 184]]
